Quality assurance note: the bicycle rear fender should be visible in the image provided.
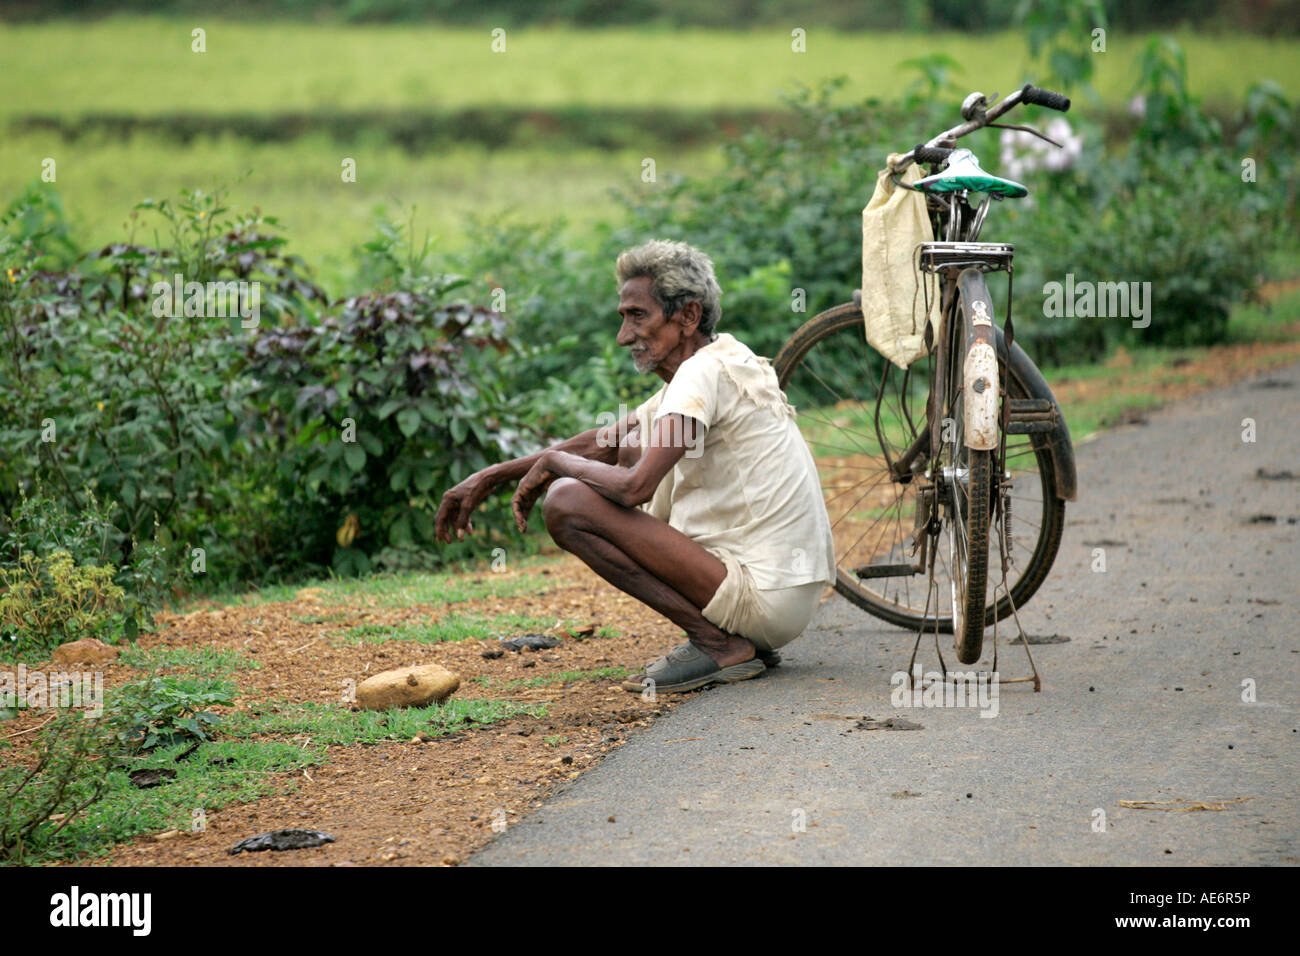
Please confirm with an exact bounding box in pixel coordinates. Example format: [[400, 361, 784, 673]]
[[997, 328, 1079, 502]]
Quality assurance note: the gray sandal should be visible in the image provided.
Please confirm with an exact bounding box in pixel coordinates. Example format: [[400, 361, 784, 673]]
[[622, 642, 766, 694]]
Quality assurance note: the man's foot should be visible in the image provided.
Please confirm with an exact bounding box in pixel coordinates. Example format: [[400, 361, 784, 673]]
[[621, 642, 765, 694]]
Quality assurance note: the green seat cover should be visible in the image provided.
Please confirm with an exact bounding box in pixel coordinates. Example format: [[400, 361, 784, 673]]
[[915, 148, 1028, 199]]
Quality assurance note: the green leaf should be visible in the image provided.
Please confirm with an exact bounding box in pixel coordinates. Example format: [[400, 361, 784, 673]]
[[176, 716, 201, 736], [389, 513, 413, 547], [343, 443, 366, 473], [396, 407, 421, 438], [330, 462, 352, 495], [413, 463, 437, 493], [417, 398, 443, 423]]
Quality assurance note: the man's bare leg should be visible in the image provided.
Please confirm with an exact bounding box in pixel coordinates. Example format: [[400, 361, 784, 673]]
[[542, 477, 755, 669]]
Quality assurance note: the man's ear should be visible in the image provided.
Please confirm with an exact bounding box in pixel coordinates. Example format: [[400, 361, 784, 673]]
[[675, 299, 702, 335]]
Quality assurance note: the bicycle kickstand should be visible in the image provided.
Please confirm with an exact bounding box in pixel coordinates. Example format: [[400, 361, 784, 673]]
[[991, 490, 1042, 692]]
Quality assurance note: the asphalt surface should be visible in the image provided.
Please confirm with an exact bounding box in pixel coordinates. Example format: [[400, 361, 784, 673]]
[[469, 361, 1300, 866]]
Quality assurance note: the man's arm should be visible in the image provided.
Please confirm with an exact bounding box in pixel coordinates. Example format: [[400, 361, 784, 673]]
[[511, 413, 700, 532], [435, 409, 638, 543]]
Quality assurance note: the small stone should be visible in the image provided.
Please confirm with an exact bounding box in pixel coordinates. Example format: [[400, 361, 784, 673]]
[[607, 815, 616, 823], [442, 855, 460, 866], [229, 829, 334, 854], [499, 633, 561, 652], [51, 638, 119, 666], [356, 664, 460, 710]]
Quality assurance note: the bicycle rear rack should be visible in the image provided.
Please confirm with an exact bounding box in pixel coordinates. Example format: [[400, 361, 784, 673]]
[[919, 241, 1014, 274]]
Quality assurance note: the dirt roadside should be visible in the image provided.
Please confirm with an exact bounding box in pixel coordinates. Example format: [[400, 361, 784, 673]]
[[4, 308, 1297, 867]]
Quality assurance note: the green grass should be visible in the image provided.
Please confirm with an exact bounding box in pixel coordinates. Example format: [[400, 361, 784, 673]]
[[2, 736, 325, 865], [498, 665, 628, 691], [118, 645, 262, 676], [1225, 282, 1300, 344], [3, 22, 1294, 118], [214, 561, 558, 610], [226, 697, 547, 744], [333, 612, 561, 646]]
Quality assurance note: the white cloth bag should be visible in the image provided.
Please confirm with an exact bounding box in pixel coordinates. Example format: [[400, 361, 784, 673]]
[[861, 154, 940, 369]]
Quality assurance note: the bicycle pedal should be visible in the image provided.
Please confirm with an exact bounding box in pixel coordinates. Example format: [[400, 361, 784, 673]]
[[1005, 397, 1057, 434], [853, 563, 923, 580]]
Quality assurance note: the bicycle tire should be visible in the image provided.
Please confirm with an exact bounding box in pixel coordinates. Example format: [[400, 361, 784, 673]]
[[774, 300, 1065, 640], [948, 277, 993, 664]]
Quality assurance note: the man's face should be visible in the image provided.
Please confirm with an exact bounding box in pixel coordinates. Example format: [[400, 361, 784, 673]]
[[616, 276, 680, 374]]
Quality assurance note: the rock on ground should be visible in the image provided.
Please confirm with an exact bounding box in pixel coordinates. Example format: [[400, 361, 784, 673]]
[[51, 638, 119, 666], [356, 664, 460, 710]]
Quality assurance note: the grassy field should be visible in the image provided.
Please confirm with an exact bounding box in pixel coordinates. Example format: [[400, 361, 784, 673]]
[[4, 21, 1297, 116], [0, 130, 720, 292], [3, 20, 1297, 294]]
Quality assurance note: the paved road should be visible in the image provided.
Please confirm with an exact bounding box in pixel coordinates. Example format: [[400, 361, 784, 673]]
[[470, 362, 1300, 866]]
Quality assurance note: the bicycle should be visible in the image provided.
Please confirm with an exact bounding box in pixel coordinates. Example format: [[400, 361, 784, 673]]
[[774, 84, 1079, 681]]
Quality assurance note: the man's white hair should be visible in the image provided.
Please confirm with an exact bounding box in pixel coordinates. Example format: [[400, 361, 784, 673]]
[[615, 240, 722, 338]]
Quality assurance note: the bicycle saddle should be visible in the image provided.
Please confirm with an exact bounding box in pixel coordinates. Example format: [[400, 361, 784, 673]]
[[914, 148, 1028, 199]]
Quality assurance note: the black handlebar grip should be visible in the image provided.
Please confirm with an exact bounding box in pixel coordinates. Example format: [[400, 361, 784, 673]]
[[1020, 83, 1071, 112], [913, 144, 954, 164]]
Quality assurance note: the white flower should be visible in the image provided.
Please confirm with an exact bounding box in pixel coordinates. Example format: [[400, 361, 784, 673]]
[[999, 117, 1081, 175]]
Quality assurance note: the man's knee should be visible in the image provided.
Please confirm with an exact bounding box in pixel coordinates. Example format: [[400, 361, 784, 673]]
[[542, 476, 589, 536]]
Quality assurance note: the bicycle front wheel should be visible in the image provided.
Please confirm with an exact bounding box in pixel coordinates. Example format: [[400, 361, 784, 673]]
[[774, 300, 1064, 645], [946, 277, 993, 665]]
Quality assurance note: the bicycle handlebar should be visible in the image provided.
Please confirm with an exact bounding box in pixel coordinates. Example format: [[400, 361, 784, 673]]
[[892, 83, 1070, 172], [912, 144, 955, 165], [1019, 83, 1071, 112]]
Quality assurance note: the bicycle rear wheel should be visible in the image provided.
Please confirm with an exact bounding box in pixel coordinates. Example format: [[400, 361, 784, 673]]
[[773, 300, 1064, 644]]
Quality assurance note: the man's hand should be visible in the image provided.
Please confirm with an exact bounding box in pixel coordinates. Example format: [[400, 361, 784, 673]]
[[511, 455, 558, 533], [434, 470, 499, 543]]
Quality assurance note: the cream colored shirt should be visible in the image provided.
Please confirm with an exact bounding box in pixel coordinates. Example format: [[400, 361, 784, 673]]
[[633, 333, 836, 590]]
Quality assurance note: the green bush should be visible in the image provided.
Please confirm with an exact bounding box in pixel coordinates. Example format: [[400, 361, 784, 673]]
[[0, 551, 125, 659], [0, 185, 325, 589], [0, 710, 116, 864], [0, 487, 169, 656], [0, 673, 238, 863], [997, 38, 1293, 362], [247, 214, 543, 576], [108, 675, 237, 752]]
